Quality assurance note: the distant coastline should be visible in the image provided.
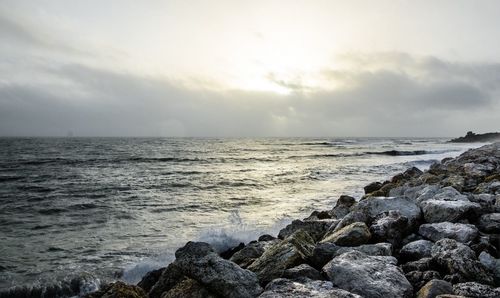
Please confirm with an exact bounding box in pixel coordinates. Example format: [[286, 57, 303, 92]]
[[450, 131, 500, 143]]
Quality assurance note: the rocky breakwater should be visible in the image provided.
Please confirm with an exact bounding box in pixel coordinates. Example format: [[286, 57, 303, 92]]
[[86, 143, 500, 298]]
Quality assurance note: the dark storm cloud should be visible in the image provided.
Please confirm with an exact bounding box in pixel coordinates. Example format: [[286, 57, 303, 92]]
[[1, 53, 499, 137]]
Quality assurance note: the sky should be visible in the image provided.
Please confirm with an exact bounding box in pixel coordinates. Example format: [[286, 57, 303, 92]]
[[1, 0, 500, 137]]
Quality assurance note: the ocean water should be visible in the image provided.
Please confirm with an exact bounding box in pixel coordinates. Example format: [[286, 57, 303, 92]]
[[0, 137, 481, 295]]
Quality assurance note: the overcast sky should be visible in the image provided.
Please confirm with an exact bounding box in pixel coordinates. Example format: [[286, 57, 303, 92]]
[[1, 0, 500, 137]]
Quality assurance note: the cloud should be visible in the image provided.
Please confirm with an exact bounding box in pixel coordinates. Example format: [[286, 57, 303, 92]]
[[0, 52, 499, 137]]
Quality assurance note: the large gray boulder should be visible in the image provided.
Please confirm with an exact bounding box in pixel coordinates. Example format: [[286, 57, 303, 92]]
[[322, 251, 413, 298], [416, 279, 454, 298], [431, 239, 493, 285], [148, 263, 185, 298], [259, 278, 362, 298], [452, 282, 500, 298], [419, 222, 478, 243], [278, 219, 335, 242], [320, 222, 371, 246], [230, 240, 279, 268], [421, 199, 480, 223], [352, 196, 422, 228], [331, 195, 357, 219], [247, 230, 315, 286], [479, 251, 500, 285], [309, 242, 392, 269], [283, 264, 323, 281], [477, 213, 500, 233], [399, 240, 434, 261], [369, 210, 409, 246], [416, 186, 466, 205], [174, 242, 263, 298]]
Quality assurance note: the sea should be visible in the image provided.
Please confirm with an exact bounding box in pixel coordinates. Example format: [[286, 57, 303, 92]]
[[0, 137, 483, 296]]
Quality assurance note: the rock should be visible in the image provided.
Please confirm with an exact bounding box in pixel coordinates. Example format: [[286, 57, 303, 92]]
[[435, 295, 466, 298], [470, 194, 497, 213], [220, 242, 245, 259], [464, 162, 495, 177], [431, 238, 493, 285], [258, 234, 276, 242], [479, 251, 500, 285], [364, 181, 382, 194], [452, 282, 500, 298], [323, 251, 413, 298], [247, 230, 315, 286], [84, 281, 146, 298], [161, 279, 216, 298], [474, 181, 500, 195], [400, 240, 434, 261], [230, 240, 278, 268], [421, 199, 480, 223], [369, 210, 409, 246], [477, 213, 500, 233], [352, 196, 422, 228], [320, 222, 371, 246], [332, 211, 370, 232], [402, 258, 436, 273], [419, 222, 478, 243], [137, 267, 165, 294], [405, 270, 442, 289], [283, 264, 323, 281], [331, 195, 357, 219], [305, 210, 332, 220], [416, 279, 454, 298], [148, 263, 185, 298], [278, 219, 335, 242], [309, 242, 393, 269], [174, 241, 263, 298], [259, 278, 362, 298]]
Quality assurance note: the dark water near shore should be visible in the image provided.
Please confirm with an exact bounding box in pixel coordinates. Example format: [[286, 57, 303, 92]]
[[0, 137, 481, 295]]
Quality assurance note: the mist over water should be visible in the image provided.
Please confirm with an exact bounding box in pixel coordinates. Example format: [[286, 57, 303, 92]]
[[0, 137, 481, 293]]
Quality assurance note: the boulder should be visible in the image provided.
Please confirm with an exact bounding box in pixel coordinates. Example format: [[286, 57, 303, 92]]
[[431, 239, 493, 285], [369, 210, 409, 246], [174, 241, 263, 298], [421, 199, 480, 223], [283, 264, 323, 281], [259, 278, 362, 298], [332, 211, 369, 232], [220, 242, 245, 259], [309, 242, 392, 269], [416, 279, 454, 298], [137, 267, 165, 294], [352, 196, 421, 228], [230, 240, 278, 268], [364, 182, 382, 194], [148, 263, 185, 298], [452, 282, 500, 298], [400, 240, 434, 261], [278, 219, 335, 242], [258, 234, 276, 242], [416, 186, 466, 205], [479, 251, 500, 285], [247, 230, 315, 286], [470, 194, 497, 213], [322, 251, 413, 298], [320, 222, 371, 246], [161, 279, 216, 298], [331, 195, 357, 219], [474, 181, 500, 195], [419, 222, 478, 243], [477, 213, 500, 233], [84, 281, 146, 298], [405, 270, 442, 289], [402, 258, 436, 273]]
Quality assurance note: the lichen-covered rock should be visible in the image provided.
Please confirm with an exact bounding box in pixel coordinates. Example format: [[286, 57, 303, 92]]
[[283, 264, 323, 281], [400, 240, 434, 261], [416, 279, 454, 298], [160, 278, 216, 298], [84, 281, 146, 298], [431, 239, 493, 285], [322, 251, 413, 298], [230, 240, 278, 268], [477, 213, 500, 233], [247, 230, 315, 286], [278, 219, 336, 242], [174, 241, 263, 298], [452, 282, 500, 298], [369, 210, 409, 246], [421, 199, 480, 223], [419, 222, 478, 243], [259, 278, 362, 298], [320, 222, 371, 246], [479, 251, 500, 285]]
